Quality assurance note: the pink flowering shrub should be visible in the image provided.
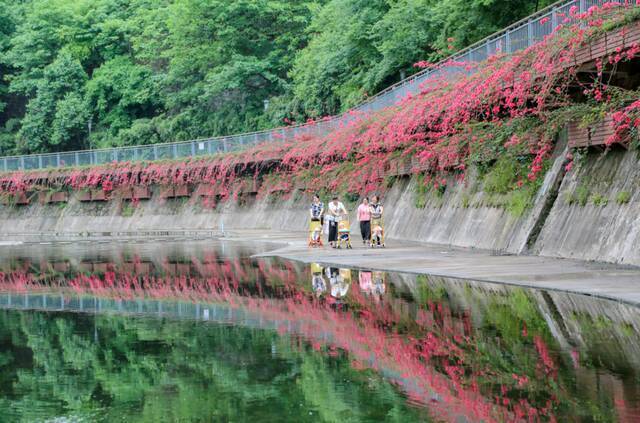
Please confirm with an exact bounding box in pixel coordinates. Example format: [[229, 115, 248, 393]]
[[1, 5, 639, 208]]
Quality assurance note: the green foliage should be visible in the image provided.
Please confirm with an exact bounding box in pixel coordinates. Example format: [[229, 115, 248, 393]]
[[343, 191, 360, 210], [616, 191, 631, 204], [483, 156, 521, 195], [461, 193, 471, 208], [383, 175, 396, 188], [479, 155, 542, 217], [506, 186, 535, 217], [566, 185, 590, 206], [17, 51, 89, 152], [0, 0, 319, 153], [590, 192, 608, 207], [413, 173, 428, 209], [121, 202, 135, 217]]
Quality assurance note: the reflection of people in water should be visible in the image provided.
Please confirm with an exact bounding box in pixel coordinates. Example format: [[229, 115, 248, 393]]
[[359, 271, 372, 292], [312, 274, 326, 296], [329, 268, 351, 298], [359, 270, 386, 302], [372, 271, 386, 297], [326, 266, 338, 282], [311, 263, 327, 296]]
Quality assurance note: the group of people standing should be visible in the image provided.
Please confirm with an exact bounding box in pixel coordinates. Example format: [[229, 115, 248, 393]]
[[310, 194, 384, 248]]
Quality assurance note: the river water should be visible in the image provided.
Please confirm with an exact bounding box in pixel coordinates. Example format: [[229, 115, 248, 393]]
[[0, 240, 638, 422]]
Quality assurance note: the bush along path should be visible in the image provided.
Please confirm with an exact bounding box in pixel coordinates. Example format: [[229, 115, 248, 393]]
[[2, 3, 640, 215]]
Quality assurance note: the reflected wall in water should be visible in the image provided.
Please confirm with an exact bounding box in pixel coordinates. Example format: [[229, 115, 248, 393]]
[[0, 241, 639, 421]]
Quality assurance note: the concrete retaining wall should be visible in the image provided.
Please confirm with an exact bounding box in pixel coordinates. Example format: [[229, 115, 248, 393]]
[[381, 133, 569, 254], [0, 190, 307, 235], [533, 148, 640, 265]]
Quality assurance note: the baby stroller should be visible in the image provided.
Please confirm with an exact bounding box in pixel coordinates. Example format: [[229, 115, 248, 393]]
[[308, 219, 323, 247], [370, 217, 385, 248], [336, 215, 353, 249]]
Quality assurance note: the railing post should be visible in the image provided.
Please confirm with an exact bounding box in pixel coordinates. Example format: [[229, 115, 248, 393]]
[[254, 133, 259, 145], [191, 141, 196, 156], [3, 157, 8, 172], [153, 145, 158, 160], [19, 156, 24, 170], [579, 0, 586, 14], [75, 152, 79, 166], [552, 8, 557, 31], [172, 143, 178, 158], [38, 155, 42, 169], [505, 32, 512, 53], [133, 148, 138, 161], [223, 138, 228, 153], [527, 20, 533, 46]]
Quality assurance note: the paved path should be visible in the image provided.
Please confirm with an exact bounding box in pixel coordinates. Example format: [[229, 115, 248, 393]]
[[224, 230, 640, 307]]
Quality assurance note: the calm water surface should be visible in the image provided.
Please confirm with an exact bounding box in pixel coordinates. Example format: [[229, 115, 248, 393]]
[[0, 240, 639, 422]]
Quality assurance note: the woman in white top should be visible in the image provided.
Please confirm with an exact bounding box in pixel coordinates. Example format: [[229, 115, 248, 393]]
[[327, 196, 347, 248]]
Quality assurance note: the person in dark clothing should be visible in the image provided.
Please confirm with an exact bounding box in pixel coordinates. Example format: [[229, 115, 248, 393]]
[[327, 196, 347, 248]]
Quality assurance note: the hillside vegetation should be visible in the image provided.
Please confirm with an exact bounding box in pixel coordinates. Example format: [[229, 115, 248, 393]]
[[0, 0, 554, 155]]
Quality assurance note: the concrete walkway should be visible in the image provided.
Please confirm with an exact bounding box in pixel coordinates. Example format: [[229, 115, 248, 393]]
[[225, 230, 640, 307]]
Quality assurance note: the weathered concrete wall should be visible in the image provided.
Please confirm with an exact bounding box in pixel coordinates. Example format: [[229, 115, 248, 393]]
[[533, 148, 640, 265], [0, 190, 308, 235], [382, 134, 568, 254]]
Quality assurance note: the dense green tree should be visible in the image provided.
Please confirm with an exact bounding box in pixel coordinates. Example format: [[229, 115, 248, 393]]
[[290, 0, 388, 116], [0, 1, 22, 155], [160, 0, 317, 139], [18, 52, 89, 151], [85, 57, 161, 146]]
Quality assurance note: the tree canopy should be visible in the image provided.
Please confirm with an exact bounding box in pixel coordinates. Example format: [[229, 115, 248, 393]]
[[0, 0, 553, 155]]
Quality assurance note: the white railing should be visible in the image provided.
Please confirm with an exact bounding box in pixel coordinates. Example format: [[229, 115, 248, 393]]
[[0, 0, 613, 171]]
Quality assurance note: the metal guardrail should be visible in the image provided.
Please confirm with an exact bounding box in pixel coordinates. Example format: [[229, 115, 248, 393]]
[[0, 0, 613, 172]]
